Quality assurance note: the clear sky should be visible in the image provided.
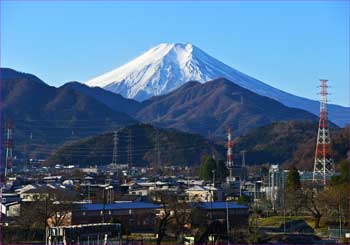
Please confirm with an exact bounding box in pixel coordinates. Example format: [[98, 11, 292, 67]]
[[1, 1, 349, 106]]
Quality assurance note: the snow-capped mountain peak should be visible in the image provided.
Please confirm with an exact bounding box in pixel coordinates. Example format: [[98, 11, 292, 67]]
[[86, 42, 239, 101], [85, 43, 349, 126]]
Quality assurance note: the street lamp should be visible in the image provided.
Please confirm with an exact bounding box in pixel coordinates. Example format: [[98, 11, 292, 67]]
[[207, 190, 214, 245], [226, 201, 230, 245], [103, 185, 113, 223], [212, 170, 216, 188]]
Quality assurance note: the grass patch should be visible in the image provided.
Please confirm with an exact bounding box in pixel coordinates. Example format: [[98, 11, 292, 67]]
[[258, 215, 308, 227], [257, 215, 328, 237]]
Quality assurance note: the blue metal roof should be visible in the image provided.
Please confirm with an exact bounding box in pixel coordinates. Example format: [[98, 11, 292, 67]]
[[195, 202, 247, 210], [79, 202, 161, 211]]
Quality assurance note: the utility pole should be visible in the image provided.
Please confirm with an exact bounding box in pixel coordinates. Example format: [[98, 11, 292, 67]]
[[5, 120, 13, 178], [212, 169, 216, 188], [210, 190, 214, 245], [283, 171, 286, 234], [241, 150, 246, 181], [226, 201, 230, 245], [241, 150, 246, 168], [88, 183, 91, 202], [0, 183, 2, 245], [103, 188, 106, 223], [112, 131, 118, 165], [112, 131, 119, 178], [226, 128, 234, 183], [155, 114, 161, 168], [127, 129, 133, 171], [154, 104, 161, 169], [339, 192, 342, 241]]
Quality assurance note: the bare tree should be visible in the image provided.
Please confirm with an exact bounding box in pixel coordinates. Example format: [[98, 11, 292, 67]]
[[152, 191, 192, 245], [153, 191, 174, 245], [302, 185, 324, 228], [17, 188, 78, 243]]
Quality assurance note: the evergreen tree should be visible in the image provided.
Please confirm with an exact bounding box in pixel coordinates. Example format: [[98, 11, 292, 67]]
[[285, 166, 301, 191], [330, 159, 350, 185], [199, 155, 216, 181], [215, 159, 228, 181], [285, 166, 302, 215]]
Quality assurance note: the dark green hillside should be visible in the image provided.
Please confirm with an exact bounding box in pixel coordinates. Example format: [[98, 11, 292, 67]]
[[232, 121, 348, 170], [1, 68, 136, 159], [46, 124, 225, 167]]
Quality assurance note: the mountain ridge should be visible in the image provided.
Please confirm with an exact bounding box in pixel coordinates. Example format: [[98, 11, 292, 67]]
[[135, 77, 319, 138], [62, 81, 142, 114], [1, 68, 137, 159], [0, 67, 46, 84], [84, 43, 350, 126]]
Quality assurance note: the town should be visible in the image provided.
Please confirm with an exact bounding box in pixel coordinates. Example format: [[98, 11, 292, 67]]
[[1, 1, 350, 244], [1, 121, 350, 244]]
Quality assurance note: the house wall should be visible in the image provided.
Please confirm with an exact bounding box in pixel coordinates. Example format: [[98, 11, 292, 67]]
[[8, 203, 21, 217], [72, 208, 159, 232]]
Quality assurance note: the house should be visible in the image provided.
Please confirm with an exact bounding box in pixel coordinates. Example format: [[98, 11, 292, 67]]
[[1, 192, 21, 217], [119, 181, 139, 194], [186, 185, 223, 202], [79, 183, 114, 202], [193, 202, 249, 228], [186, 186, 211, 202], [1, 202, 21, 217], [16, 184, 76, 202], [115, 194, 147, 202], [241, 180, 264, 201], [1, 192, 21, 204], [72, 202, 161, 232], [47, 223, 121, 245], [43, 175, 62, 183], [128, 187, 149, 196]]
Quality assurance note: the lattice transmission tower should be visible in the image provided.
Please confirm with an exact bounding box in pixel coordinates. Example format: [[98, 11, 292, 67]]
[[5, 120, 13, 178], [226, 128, 234, 183], [313, 79, 335, 185]]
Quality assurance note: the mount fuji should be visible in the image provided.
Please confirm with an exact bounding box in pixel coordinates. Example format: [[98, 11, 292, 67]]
[[86, 43, 349, 126]]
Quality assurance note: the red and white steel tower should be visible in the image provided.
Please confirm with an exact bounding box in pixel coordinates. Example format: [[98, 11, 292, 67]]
[[313, 79, 334, 185], [5, 120, 13, 178], [226, 128, 234, 182]]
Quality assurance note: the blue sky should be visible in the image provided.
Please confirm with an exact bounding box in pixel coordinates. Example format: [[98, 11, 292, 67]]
[[1, 1, 349, 106]]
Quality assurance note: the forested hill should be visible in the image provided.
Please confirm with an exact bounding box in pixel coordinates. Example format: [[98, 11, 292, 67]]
[[46, 124, 225, 167], [232, 121, 349, 170]]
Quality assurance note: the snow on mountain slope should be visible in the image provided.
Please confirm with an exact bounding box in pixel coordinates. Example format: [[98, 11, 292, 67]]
[[86, 43, 350, 126], [86, 43, 273, 100]]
